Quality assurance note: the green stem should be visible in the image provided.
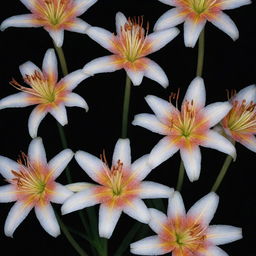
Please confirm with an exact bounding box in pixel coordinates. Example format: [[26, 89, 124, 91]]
[[211, 155, 233, 192], [53, 43, 68, 76], [176, 160, 185, 191], [121, 76, 132, 139], [196, 29, 205, 77]]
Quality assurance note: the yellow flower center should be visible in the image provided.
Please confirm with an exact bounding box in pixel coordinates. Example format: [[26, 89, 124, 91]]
[[189, 0, 218, 14]]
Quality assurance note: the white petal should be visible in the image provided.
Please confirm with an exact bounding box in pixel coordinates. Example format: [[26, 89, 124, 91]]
[[130, 236, 167, 255], [143, 59, 169, 88], [112, 138, 131, 168], [0, 156, 19, 180], [4, 201, 33, 237], [203, 246, 229, 256], [0, 185, 16, 202], [99, 204, 122, 238], [66, 182, 94, 192], [1, 14, 40, 31], [83, 55, 121, 75], [115, 12, 127, 34], [157, 0, 177, 6], [131, 154, 152, 181], [64, 93, 89, 111], [61, 187, 99, 215], [183, 77, 206, 108], [35, 204, 60, 237], [139, 181, 173, 199], [148, 208, 168, 234], [132, 113, 168, 135], [123, 199, 150, 223], [211, 12, 239, 41], [207, 225, 242, 245], [221, 0, 251, 10], [66, 18, 90, 33], [51, 183, 73, 204], [42, 48, 58, 81], [167, 191, 186, 218], [48, 29, 64, 48], [0, 92, 32, 109], [239, 135, 256, 153], [233, 84, 256, 103], [147, 27, 179, 54], [74, 0, 98, 16], [187, 192, 219, 225], [125, 69, 144, 86], [48, 149, 74, 179], [28, 137, 47, 165], [86, 26, 114, 52], [154, 8, 185, 31], [49, 104, 68, 126], [20, 0, 35, 10], [184, 19, 206, 48], [28, 106, 47, 138], [19, 61, 41, 78], [149, 137, 179, 169], [201, 130, 236, 159], [180, 146, 201, 182]]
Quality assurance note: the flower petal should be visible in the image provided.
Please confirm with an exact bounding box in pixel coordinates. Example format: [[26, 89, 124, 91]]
[[48, 149, 74, 179], [184, 19, 206, 48], [42, 48, 58, 84], [187, 192, 219, 225], [148, 208, 168, 234], [115, 12, 127, 34], [20, 0, 35, 10], [221, 0, 251, 10], [112, 138, 131, 168], [19, 61, 41, 78], [203, 246, 229, 256], [4, 201, 33, 237], [0, 185, 16, 202], [131, 154, 152, 181], [49, 104, 68, 126], [64, 93, 89, 111], [233, 84, 256, 103], [167, 191, 186, 219], [47, 29, 64, 47], [0, 92, 32, 109], [139, 181, 173, 199], [207, 225, 242, 245], [0, 156, 19, 180], [239, 134, 256, 153], [157, 0, 177, 6], [210, 12, 239, 41], [99, 204, 122, 238], [74, 0, 98, 16], [66, 182, 94, 192], [51, 183, 73, 204], [66, 18, 90, 33], [28, 137, 47, 165], [154, 8, 185, 31], [143, 59, 169, 88], [35, 204, 60, 237], [125, 69, 144, 86]]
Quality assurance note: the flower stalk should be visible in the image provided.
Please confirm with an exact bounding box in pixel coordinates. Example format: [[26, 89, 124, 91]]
[[196, 29, 205, 77]]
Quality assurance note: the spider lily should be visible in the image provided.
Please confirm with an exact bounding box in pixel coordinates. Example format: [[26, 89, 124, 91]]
[[0, 137, 73, 237], [154, 0, 251, 47], [1, 0, 97, 47], [83, 12, 179, 87], [133, 77, 236, 182], [61, 138, 174, 238], [0, 48, 89, 138], [131, 191, 242, 255]]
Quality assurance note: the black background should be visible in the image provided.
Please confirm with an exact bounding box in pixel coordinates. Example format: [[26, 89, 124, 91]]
[[0, 0, 255, 255]]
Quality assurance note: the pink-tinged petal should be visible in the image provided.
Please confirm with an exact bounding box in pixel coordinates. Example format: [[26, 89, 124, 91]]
[[66, 182, 94, 192], [154, 8, 185, 31], [28, 137, 47, 165], [207, 225, 242, 245], [0, 185, 16, 202], [48, 149, 74, 179], [20, 0, 35, 10], [183, 77, 206, 108], [4, 201, 33, 237], [66, 18, 90, 33], [75, 150, 106, 183], [1, 14, 40, 31], [51, 183, 73, 204], [0, 92, 33, 109], [35, 204, 60, 237], [74, 0, 98, 16], [149, 137, 179, 169], [148, 208, 168, 234], [61, 186, 99, 215], [83, 55, 121, 75], [123, 199, 150, 224], [143, 59, 169, 88], [203, 102, 232, 127], [115, 12, 127, 34], [147, 27, 179, 54], [221, 0, 251, 10], [239, 134, 256, 153], [139, 181, 173, 199], [47, 29, 64, 47], [157, 0, 177, 6], [0, 156, 19, 180], [130, 235, 167, 255], [167, 191, 186, 219], [184, 19, 206, 48], [86, 26, 114, 52], [49, 104, 68, 126], [187, 192, 219, 225], [233, 84, 256, 103], [203, 246, 229, 256], [125, 69, 144, 86], [132, 113, 168, 135], [64, 93, 89, 111], [131, 154, 152, 181], [201, 130, 236, 159], [99, 204, 122, 238], [42, 48, 58, 83], [19, 61, 41, 78], [112, 138, 131, 168], [210, 12, 238, 41], [28, 106, 47, 138]]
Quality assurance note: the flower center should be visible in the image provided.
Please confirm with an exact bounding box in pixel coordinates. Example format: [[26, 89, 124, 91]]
[[190, 0, 218, 14], [108, 160, 124, 196]]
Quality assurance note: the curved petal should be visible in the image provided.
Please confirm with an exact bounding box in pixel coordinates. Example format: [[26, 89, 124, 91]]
[[112, 138, 131, 169], [74, 0, 98, 16], [99, 203, 122, 238], [20, 0, 36, 10], [64, 93, 89, 111], [167, 191, 186, 219], [233, 84, 256, 103], [157, 0, 177, 6], [154, 8, 185, 31], [28, 137, 47, 165], [47, 29, 64, 47], [51, 183, 73, 204], [0, 92, 33, 109], [42, 48, 58, 84], [0, 156, 19, 180], [239, 134, 256, 153], [35, 204, 60, 237], [66, 18, 90, 33], [131, 154, 152, 181], [19, 61, 41, 78], [115, 12, 127, 34], [125, 69, 144, 86], [148, 208, 168, 234], [48, 149, 74, 179], [221, 0, 251, 10], [49, 104, 68, 126], [187, 192, 219, 226], [210, 12, 239, 41], [0, 185, 17, 202], [203, 246, 229, 256], [4, 201, 33, 237], [66, 182, 94, 192]]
